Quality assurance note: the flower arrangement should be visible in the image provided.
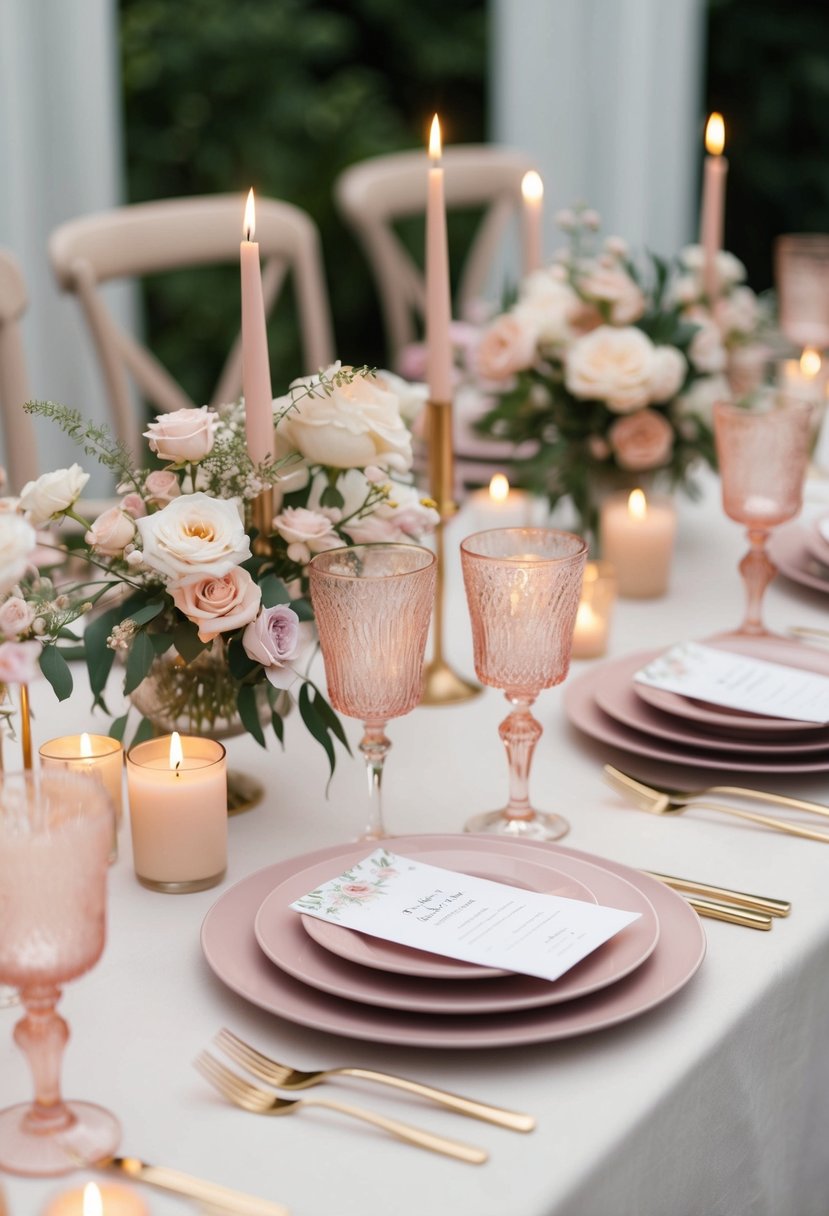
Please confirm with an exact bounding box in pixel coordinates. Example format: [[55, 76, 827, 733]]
[[466, 208, 767, 538], [0, 365, 437, 775]]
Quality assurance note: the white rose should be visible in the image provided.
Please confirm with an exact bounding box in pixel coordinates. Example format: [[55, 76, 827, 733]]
[[0, 514, 37, 595], [565, 326, 657, 413], [716, 250, 747, 285], [19, 464, 89, 527], [373, 370, 428, 427], [648, 346, 687, 403], [144, 406, 218, 464], [714, 286, 759, 337], [278, 364, 412, 473], [578, 262, 646, 325], [0, 595, 35, 638], [517, 271, 582, 346], [688, 314, 727, 373], [135, 492, 251, 586], [676, 374, 731, 423], [85, 507, 137, 557]]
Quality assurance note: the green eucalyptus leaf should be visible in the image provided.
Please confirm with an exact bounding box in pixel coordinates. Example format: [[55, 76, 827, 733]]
[[39, 645, 74, 702], [237, 684, 266, 748], [124, 631, 156, 695]]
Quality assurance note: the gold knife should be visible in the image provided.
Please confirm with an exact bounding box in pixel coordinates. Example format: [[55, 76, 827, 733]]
[[685, 895, 772, 930], [104, 1156, 289, 1215], [644, 871, 790, 918]]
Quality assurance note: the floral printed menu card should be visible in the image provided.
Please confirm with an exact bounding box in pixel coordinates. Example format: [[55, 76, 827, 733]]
[[634, 642, 829, 723], [291, 849, 640, 984]]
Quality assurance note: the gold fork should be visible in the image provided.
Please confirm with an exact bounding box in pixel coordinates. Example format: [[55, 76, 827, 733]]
[[604, 766, 829, 843], [195, 1052, 487, 1165], [215, 1027, 534, 1133], [605, 765, 829, 819]]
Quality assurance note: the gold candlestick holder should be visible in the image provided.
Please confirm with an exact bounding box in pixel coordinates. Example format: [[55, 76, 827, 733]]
[[421, 399, 480, 706], [19, 683, 33, 770], [251, 485, 275, 559]]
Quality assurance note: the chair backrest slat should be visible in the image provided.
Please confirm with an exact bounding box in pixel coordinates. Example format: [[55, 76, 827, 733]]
[[0, 251, 38, 491]]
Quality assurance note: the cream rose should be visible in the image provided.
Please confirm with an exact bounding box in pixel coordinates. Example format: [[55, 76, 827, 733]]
[[474, 313, 538, 381], [714, 286, 759, 336], [0, 595, 35, 638], [609, 409, 674, 471], [579, 262, 646, 324], [373, 370, 429, 427], [676, 373, 731, 423], [688, 314, 727, 373], [171, 566, 261, 642], [648, 346, 687, 403], [136, 492, 251, 586], [19, 464, 89, 527], [272, 506, 342, 565], [85, 507, 136, 557], [144, 406, 218, 464], [565, 326, 656, 413], [278, 364, 412, 473], [517, 271, 582, 345], [0, 515, 37, 596], [144, 470, 182, 507]]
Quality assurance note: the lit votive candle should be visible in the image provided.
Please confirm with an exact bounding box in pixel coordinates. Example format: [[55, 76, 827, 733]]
[[39, 732, 123, 859], [466, 473, 533, 530], [42, 1179, 148, 1216], [600, 489, 677, 599], [572, 561, 617, 659], [126, 732, 227, 893]]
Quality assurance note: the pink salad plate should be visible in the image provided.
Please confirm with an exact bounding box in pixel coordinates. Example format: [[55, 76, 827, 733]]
[[253, 844, 658, 1015], [805, 516, 829, 567], [595, 651, 829, 755], [299, 846, 596, 981], [631, 634, 829, 736], [200, 835, 705, 1050], [769, 523, 829, 595]]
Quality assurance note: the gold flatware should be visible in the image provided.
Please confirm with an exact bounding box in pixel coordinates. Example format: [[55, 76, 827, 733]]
[[215, 1027, 534, 1133], [604, 767, 829, 842], [677, 894, 772, 930], [606, 764, 829, 819], [98, 1156, 289, 1216], [789, 625, 829, 642], [195, 1052, 488, 1165], [644, 871, 790, 918]]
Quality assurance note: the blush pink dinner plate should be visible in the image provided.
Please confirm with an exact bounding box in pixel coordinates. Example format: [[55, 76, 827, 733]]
[[769, 523, 829, 595], [201, 835, 705, 1049], [300, 847, 596, 981], [805, 516, 829, 567], [253, 844, 658, 1015]]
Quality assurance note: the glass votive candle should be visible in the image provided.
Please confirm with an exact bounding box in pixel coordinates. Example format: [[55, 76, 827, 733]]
[[600, 489, 677, 599], [571, 561, 617, 659], [39, 733, 123, 860], [41, 1179, 148, 1215], [126, 733, 227, 893]]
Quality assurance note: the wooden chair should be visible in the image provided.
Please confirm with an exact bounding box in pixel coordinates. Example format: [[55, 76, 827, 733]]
[[335, 144, 537, 368], [49, 194, 336, 452], [0, 250, 38, 491]]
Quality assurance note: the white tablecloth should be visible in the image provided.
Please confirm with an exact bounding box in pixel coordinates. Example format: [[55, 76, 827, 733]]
[[4, 472, 829, 1216]]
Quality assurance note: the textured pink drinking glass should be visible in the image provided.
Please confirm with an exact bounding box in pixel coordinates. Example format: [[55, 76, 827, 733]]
[[775, 234, 829, 350], [460, 528, 588, 840], [714, 398, 813, 636], [309, 544, 436, 840], [0, 771, 120, 1177]]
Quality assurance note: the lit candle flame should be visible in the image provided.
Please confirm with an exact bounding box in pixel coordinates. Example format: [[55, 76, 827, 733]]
[[243, 188, 256, 242], [705, 112, 725, 157], [169, 730, 183, 773], [83, 1181, 103, 1216], [489, 473, 510, 503], [80, 731, 93, 758], [628, 488, 648, 520], [428, 114, 442, 162], [801, 347, 821, 378], [521, 170, 544, 204]]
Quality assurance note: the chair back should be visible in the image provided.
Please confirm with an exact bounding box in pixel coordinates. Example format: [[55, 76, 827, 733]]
[[49, 194, 335, 451], [335, 144, 537, 367], [0, 250, 38, 491]]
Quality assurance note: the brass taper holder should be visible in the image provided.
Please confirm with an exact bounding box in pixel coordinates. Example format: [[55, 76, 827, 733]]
[[421, 399, 480, 706], [251, 486, 275, 559]]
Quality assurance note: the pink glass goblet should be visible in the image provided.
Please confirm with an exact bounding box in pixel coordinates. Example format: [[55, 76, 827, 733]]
[[0, 771, 120, 1177], [309, 544, 436, 840], [714, 398, 813, 637], [460, 528, 588, 840], [775, 233, 829, 350]]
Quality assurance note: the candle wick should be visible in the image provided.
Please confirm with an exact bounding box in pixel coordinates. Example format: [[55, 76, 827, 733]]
[[245, 226, 252, 242], [175, 761, 181, 776]]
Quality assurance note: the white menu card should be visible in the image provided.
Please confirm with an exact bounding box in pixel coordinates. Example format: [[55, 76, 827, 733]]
[[291, 849, 640, 983], [634, 641, 829, 723]]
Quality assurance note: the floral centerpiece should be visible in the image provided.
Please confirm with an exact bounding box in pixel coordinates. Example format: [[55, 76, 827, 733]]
[[0, 365, 437, 777], [466, 208, 767, 539]]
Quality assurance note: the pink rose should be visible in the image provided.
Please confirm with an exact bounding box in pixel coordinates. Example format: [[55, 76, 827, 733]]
[[85, 507, 136, 556], [144, 406, 218, 464], [171, 566, 261, 642], [341, 883, 373, 898], [474, 313, 538, 382], [609, 409, 674, 471], [578, 263, 646, 324], [0, 640, 40, 684], [0, 596, 35, 638], [272, 507, 342, 565], [144, 470, 182, 507], [120, 493, 147, 519], [242, 604, 302, 688]]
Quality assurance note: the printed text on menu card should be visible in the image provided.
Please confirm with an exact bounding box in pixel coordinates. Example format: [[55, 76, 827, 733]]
[[291, 849, 640, 983]]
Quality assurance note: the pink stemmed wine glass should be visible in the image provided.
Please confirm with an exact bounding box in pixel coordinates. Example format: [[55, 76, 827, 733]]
[[460, 528, 587, 840], [714, 398, 813, 636], [775, 234, 829, 351], [309, 544, 436, 840], [0, 771, 120, 1177]]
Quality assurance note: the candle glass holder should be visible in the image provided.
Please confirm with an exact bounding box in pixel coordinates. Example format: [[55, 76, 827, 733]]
[[714, 398, 813, 636], [39, 735, 122, 862], [309, 544, 436, 841], [775, 234, 829, 350], [0, 771, 120, 1177], [572, 561, 617, 659], [460, 528, 587, 840]]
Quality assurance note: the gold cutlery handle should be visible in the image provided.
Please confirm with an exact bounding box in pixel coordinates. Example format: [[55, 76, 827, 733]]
[[340, 1067, 534, 1132], [708, 785, 829, 819], [306, 1098, 487, 1164], [644, 871, 790, 917], [694, 799, 829, 843], [113, 1160, 289, 1215], [686, 896, 772, 930]]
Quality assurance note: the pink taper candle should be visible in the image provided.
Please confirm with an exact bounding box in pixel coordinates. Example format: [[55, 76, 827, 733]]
[[240, 188, 274, 466], [426, 115, 453, 404], [700, 113, 728, 302], [521, 170, 544, 276]]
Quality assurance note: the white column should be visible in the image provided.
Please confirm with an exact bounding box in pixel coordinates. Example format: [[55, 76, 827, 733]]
[[0, 0, 131, 491]]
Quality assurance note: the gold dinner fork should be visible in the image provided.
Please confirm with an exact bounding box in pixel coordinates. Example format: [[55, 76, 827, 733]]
[[195, 1052, 487, 1165], [604, 766, 829, 843], [215, 1027, 534, 1132]]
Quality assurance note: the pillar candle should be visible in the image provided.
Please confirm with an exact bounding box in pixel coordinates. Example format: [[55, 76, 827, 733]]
[[521, 170, 544, 276], [42, 1180, 148, 1216], [240, 188, 274, 466], [600, 490, 676, 599], [466, 473, 534, 530], [700, 112, 728, 302], [571, 561, 617, 659], [426, 115, 453, 404]]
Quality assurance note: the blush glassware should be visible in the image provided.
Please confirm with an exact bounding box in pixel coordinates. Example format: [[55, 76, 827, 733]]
[[309, 544, 436, 840], [460, 528, 588, 840], [0, 771, 120, 1177], [775, 234, 829, 350], [714, 398, 814, 636]]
